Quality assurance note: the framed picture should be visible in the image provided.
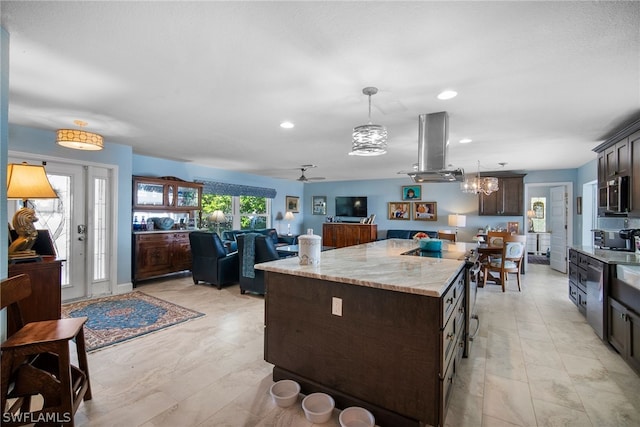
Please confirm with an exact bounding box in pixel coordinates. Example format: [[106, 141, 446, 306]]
[[413, 202, 437, 221], [286, 195, 300, 213], [312, 196, 327, 215], [507, 221, 519, 234], [388, 202, 410, 220], [402, 185, 422, 200]]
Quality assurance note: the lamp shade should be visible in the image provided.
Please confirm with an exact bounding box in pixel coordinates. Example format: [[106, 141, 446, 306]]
[[210, 210, 226, 223], [7, 163, 58, 200], [448, 214, 466, 228], [284, 211, 295, 221], [527, 210, 535, 218], [56, 128, 104, 150]]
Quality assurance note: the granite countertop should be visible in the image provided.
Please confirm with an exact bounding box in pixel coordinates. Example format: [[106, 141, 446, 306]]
[[132, 229, 193, 234], [255, 239, 475, 297], [571, 246, 640, 266]]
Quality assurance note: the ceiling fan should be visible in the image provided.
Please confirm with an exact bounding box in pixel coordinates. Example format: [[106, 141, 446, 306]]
[[297, 165, 325, 182]]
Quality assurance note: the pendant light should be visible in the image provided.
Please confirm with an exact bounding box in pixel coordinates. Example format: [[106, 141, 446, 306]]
[[56, 120, 104, 150], [460, 161, 499, 196], [349, 87, 388, 156]]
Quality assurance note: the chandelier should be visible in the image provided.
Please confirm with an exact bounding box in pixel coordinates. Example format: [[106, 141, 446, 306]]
[[460, 161, 499, 196], [349, 87, 388, 156], [56, 120, 104, 151]]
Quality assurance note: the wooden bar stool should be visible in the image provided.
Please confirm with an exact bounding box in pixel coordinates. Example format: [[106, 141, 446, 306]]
[[1, 274, 92, 426]]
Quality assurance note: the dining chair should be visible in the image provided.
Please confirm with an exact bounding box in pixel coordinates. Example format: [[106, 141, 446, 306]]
[[437, 230, 457, 242], [486, 230, 512, 247], [1, 274, 92, 426], [482, 235, 527, 292]]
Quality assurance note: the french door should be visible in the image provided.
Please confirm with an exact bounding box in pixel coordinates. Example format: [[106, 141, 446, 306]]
[[8, 155, 114, 301]]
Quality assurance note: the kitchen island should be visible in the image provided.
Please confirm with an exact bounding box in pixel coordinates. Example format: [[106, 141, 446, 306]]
[[256, 239, 478, 427]]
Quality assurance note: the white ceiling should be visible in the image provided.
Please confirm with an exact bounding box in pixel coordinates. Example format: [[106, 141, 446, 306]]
[[2, 1, 639, 182]]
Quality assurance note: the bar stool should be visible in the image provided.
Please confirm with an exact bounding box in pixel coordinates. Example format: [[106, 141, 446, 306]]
[[1, 274, 92, 426]]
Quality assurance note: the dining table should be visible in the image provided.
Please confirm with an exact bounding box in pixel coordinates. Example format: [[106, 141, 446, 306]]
[[475, 243, 504, 287]]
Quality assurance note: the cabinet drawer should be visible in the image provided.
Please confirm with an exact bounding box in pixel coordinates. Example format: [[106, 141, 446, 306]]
[[569, 249, 578, 264], [577, 288, 587, 315], [136, 233, 171, 243], [569, 262, 578, 285], [578, 253, 590, 269], [569, 282, 578, 305], [442, 298, 464, 366], [171, 232, 190, 242], [442, 271, 464, 324]]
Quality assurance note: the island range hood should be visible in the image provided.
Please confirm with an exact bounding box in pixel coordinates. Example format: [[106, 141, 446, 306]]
[[399, 112, 464, 183]]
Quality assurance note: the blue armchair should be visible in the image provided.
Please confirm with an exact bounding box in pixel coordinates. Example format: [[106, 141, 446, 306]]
[[189, 231, 239, 289], [237, 234, 280, 295]]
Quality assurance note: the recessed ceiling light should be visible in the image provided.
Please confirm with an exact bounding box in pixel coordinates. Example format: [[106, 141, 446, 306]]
[[280, 121, 294, 129], [437, 90, 458, 100], [459, 138, 472, 144]]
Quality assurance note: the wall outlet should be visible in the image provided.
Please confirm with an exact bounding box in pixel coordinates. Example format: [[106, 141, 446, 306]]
[[332, 297, 342, 316]]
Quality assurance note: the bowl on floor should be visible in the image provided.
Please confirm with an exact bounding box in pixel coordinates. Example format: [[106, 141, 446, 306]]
[[302, 392, 335, 423], [269, 379, 300, 408], [339, 406, 375, 427]]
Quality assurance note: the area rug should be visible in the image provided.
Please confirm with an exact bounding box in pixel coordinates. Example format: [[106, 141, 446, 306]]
[[528, 254, 550, 265], [62, 291, 205, 352]]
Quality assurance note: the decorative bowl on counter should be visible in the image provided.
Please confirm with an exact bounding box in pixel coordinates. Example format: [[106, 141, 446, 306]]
[[269, 379, 300, 408], [302, 392, 335, 423], [150, 217, 175, 230], [418, 238, 442, 252]]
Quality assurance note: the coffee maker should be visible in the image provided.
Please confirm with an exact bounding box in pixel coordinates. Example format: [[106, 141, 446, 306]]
[[619, 229, 640, 252]]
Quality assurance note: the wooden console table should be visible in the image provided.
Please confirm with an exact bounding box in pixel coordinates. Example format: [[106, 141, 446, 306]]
[[7, 259, 63, 336]]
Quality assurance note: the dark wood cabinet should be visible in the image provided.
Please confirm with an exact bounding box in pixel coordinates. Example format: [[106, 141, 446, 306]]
[[7, 259, 62, 336], [608, 295, 640, 373], [133, 231, 192, 284], [630, 130, 640, 217], [478, 175, 525, 216], [322, 223, 377, 248], [133, 176, 203, 212], [265, 267, 466, 427], [604, 139, 630, 180]]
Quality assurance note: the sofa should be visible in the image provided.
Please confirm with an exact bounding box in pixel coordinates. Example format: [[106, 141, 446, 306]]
[[385, 229, 438, 239], [222, 228, 296, 252]]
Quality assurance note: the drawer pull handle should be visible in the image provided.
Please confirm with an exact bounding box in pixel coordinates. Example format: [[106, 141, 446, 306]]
[[446, 297, 454, 304], [446, 332, 455, 341]]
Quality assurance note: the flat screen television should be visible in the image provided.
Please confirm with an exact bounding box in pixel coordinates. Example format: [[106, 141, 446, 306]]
[[335, 196, 368, 218]]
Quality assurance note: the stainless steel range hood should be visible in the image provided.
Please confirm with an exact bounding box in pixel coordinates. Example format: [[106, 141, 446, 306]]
[[399, 112, 464, 183]]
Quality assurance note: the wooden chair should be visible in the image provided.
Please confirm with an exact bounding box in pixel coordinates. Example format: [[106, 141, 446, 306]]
[[437, 231, 457, 242], [1, 274, 92, 426], [486, 230, 512, 247], [482, 235, 527, 292]]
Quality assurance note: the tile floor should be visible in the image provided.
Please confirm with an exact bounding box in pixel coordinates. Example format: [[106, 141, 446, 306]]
[[70, 264, 640, 426]]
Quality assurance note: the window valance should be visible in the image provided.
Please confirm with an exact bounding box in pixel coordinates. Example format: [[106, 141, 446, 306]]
[[197, 180, 277, 199]]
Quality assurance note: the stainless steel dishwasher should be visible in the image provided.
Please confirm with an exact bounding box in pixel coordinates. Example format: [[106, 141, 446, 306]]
[[586, 257, 605, 339]]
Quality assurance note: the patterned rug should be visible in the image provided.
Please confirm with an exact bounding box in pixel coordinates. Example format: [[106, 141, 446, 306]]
[[62, 291, 205, 352], [528, 254, 550, 265]]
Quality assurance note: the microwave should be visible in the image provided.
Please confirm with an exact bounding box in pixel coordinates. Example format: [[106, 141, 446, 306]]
[[599, 176, 629, 214]]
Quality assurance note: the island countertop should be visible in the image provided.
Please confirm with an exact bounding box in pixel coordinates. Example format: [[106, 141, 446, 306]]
[[571, 245, 640, 266], [255, 239, 476, 297]]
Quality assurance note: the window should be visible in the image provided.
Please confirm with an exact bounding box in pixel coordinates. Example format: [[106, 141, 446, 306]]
[[201, 193, 270, 233], [530, 197, 546, 232]]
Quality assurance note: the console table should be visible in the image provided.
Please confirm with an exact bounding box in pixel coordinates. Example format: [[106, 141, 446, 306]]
[[7, 259, 63, 336], [322, 223, 377, 248]]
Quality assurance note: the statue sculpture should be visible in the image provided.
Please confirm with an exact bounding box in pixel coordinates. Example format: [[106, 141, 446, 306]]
[[9, 207, 39, 256]]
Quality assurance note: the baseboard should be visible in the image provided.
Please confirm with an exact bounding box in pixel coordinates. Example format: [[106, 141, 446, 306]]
[[116, 281, 134, 294]]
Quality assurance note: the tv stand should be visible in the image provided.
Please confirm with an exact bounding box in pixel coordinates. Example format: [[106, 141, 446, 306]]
[[322, 223, 377, 248]]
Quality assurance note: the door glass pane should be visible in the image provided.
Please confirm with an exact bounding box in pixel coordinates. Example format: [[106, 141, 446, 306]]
[[93, 177, 107, 281], [34, 175, 71, 286]]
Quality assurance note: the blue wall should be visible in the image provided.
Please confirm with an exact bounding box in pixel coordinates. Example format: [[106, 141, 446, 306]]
[[1, 27, 9, 341]]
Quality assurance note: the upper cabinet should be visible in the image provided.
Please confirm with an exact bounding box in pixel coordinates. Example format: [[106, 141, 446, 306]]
[[630, 130, 640, 217], [478, 174, 525, 216], [594, 119, 640, 217], [133, 176, 203, 211]]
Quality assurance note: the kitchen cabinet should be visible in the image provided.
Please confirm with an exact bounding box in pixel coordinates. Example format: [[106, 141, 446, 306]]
[[630, 130, 640, 217], [7, 259, 62, 337], [322, 223, 377, 248], [527, 232, 551, 255], [133, 231, 192, 284], [133, 176, 203, 211], [478, 175, 525, 216], [608, 273, 640, 374], [604, 139, 630, 180], [568, 249, 587, 316]]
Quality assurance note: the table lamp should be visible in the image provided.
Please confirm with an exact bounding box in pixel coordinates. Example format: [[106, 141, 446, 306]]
[[448, 214, 466, 235], [7, 162, 59, 261], [284, 211, 295, 236], [209, 210, 226, 235], [527, 210, 535, 232]]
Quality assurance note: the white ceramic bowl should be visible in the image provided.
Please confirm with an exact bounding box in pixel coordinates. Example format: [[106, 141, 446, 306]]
[[339, 406, 375, 427], [302, 392, 335, 423], [269, 379, 300, 408]]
